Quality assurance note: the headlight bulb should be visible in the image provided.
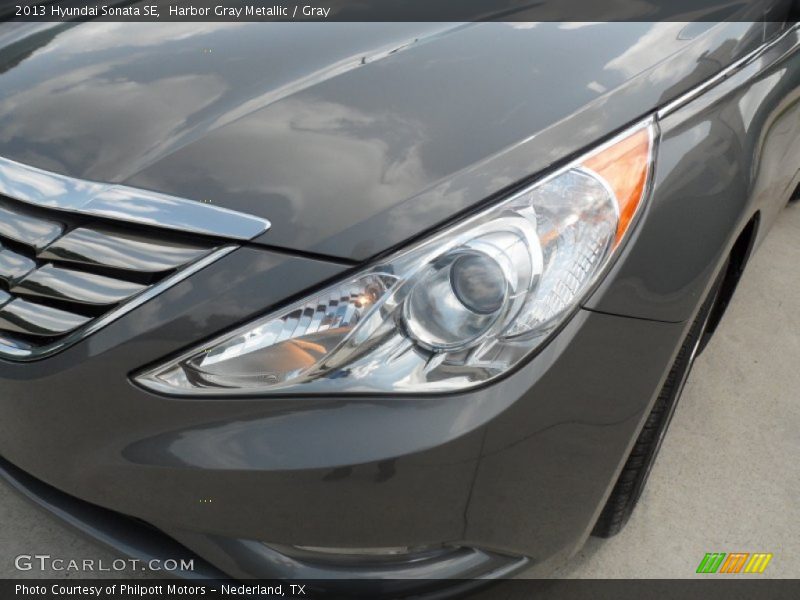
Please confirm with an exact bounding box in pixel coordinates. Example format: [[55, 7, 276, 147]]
[[450, 253, 507, 315]]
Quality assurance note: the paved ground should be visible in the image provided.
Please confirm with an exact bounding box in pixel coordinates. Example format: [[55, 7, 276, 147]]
[[1, 204, 798, 580]]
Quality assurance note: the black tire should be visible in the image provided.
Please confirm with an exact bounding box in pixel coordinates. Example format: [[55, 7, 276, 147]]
[[591, 261, 728, 538]]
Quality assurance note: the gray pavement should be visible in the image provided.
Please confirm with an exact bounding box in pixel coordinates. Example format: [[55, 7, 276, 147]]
[[2, 203, 799, 579]]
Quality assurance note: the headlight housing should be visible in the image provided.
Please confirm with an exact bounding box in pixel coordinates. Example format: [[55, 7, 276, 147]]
[[136, 118, 655, 396]]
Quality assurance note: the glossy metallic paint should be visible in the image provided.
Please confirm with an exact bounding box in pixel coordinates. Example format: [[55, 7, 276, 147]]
[[0, 18, 798, 581], [0, 21, 768, 260]]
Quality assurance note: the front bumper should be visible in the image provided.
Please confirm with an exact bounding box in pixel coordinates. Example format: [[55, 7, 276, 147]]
[[0, 241, 691, 580]]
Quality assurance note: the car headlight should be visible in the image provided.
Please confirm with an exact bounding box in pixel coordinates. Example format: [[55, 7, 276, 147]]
[[136, 118, 655, 396]]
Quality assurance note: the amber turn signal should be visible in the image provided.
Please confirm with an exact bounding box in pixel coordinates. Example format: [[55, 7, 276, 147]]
[[583, 124, 654, 247]]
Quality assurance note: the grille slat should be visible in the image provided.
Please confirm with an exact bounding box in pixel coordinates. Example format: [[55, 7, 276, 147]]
[[12, 265, 146, 306], [0, 192, 224, 357], [0, 298, 92, 337], [0, 203, 63, 251], [39, 227, 210, 273], [0, 245, 36, 284]]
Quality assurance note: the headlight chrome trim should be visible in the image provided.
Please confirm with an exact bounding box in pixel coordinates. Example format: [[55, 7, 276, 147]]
[[135, 116, 658, 397]]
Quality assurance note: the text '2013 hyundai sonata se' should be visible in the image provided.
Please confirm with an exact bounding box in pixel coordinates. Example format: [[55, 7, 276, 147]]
[[0, 15, 799, 593]]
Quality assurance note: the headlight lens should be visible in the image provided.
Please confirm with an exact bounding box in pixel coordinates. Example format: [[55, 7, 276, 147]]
[[136, 119, 655, 396]]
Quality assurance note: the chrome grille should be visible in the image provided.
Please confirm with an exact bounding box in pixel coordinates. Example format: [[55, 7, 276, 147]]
[[0, 196, 229, 360]]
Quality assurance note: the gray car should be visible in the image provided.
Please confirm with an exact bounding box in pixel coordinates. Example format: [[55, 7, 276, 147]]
[[0, 13, 799, 593]]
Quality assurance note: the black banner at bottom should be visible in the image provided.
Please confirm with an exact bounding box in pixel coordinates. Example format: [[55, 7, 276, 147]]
[[5, 579, 800, 600]]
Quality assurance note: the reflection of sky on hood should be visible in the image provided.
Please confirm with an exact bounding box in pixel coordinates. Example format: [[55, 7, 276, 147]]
[[0, 21, 739, 258], [0, 22, 450, 181]]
